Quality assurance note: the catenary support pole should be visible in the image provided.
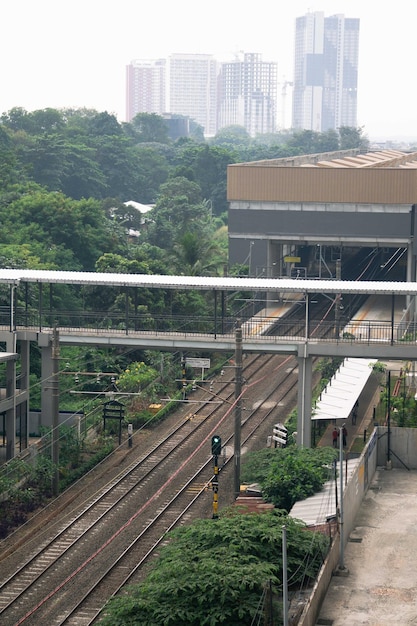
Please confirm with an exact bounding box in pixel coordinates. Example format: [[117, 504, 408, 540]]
[[52, 326, 60, 496], [234, 320, 243, 499], [282, 524, 289, 625], [387, 369, 391, 467], [338, 425, 346, 572]]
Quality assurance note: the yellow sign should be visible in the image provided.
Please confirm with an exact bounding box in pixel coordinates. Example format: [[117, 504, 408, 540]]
[[284, 256, 301, 263]]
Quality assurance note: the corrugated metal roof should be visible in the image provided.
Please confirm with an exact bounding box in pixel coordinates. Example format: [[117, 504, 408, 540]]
[[290, 457, 360, 526], [227, 150, 417, 203], [1, 269, 417, 295]]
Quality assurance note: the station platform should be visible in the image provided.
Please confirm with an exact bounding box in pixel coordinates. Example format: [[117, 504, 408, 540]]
[[241, 294, 303, 337], [316, 370, 380, 453], [313, 292, 407, 448]]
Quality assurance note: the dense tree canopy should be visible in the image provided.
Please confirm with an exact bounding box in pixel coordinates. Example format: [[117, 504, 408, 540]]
[[0, 106, 373, 315], [101, 509, 329, 626], [241, 446, 337, 511], [130, 112, 170, 144], [1, 106, 371, 209], [0, 184, 122, 270]]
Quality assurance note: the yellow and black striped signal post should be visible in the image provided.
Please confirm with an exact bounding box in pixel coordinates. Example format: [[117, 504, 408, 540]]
[[211, 435, 221, 519]]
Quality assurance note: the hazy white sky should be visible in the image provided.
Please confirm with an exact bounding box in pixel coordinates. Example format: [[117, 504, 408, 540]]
[[1, 1, 415, 140]]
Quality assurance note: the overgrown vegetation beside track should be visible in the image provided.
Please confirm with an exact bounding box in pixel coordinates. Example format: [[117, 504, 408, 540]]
[[0, 435, 114, 539], [100, 508, 329, 626]]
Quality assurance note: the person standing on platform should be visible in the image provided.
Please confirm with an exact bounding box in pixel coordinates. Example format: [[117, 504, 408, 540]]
[[342, 426, 347, 448], [332, 427, 338, 448]]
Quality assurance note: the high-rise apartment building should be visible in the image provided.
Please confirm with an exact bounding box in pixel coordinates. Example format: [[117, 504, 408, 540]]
[[292, 12, 359, 132], [169, 53, 218, 136], [218, 53, 278, 136], [126, 59, 166, 122]]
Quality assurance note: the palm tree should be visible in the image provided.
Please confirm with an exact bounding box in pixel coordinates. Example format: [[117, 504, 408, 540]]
[[171, 229, 226, 276]]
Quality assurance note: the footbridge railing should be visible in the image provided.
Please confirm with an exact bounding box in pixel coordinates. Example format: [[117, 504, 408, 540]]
[[2, 308, 417, 346]]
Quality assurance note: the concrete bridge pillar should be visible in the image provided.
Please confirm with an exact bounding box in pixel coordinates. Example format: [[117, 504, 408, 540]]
[[297, 353, 313, 448], [5, 349, 16, 460], [19, 339, 30, 450], [40, 337, 54, 428]]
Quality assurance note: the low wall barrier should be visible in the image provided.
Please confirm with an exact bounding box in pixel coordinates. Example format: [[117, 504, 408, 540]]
[[298, 429, 378, 626]]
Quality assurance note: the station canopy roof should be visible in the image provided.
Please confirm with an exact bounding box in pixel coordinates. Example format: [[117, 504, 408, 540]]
[[312, 357, 378, 421]]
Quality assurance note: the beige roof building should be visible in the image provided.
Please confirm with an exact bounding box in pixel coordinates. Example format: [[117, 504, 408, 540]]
[[227, 149, 417, 282]]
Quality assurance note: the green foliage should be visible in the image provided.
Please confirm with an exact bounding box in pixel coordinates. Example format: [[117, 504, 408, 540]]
[[101, 510, 329, 626], [372, 361, 387, 376], [241, 446, 337, 511], [131, 112, 170, 144], [0, 455, 55, 538], [117, 361, 158, 392], [315, 357, 344, 381], [0, 432, 115, 538], [338, 125, 370, 151], [315, 357, 344, 396], [172, 143, 236, 215], [0, 185, 120, 270], [59, 438, 114, 490], [58, 425, 83, 469], [171, 229, 226, 276]]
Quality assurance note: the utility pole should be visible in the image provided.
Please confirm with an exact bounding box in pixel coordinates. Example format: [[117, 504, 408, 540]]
[[234, 320, 243, 499], [334, 258, 342, 338], [282, 524, 289, 625], [387, 369, 392, 468], [52, 326, 60, 496], [337, 424, 348, 575]]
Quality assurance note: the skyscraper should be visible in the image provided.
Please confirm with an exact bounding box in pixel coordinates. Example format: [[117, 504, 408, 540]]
[[292, 12, 359, 132], [218, 53, 278, 136], [169, 53, 218, 136], [126, 59, 166, 122]]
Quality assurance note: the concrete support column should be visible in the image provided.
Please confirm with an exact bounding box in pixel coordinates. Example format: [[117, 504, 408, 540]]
[[406, 243, 414, 282], [5, 333, 16, 460], [41, 340, 53, 428], [19, 340, 30, 449], [266, 240, 281, 309], [5, 361, 16, 460], [406, 244, 415, 310], [297, 354, 313, 448]]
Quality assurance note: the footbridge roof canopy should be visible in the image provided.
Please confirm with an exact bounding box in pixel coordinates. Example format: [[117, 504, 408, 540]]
[[1, 269, 417, 297]]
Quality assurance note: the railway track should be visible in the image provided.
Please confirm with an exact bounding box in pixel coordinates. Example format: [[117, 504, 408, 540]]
[[0, 289, 367, 625], [0, 352, 298, 626]]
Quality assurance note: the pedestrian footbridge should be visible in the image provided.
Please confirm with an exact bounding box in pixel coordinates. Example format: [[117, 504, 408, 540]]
[[1, 270, 417, 457]]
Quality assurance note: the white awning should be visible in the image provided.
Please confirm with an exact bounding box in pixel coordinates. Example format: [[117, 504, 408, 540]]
[[0, 352, 18, 363], [312, 357, 377, 421]]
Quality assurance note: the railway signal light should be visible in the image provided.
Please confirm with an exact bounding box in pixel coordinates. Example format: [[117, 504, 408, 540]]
[[211, 435, 222, 456]]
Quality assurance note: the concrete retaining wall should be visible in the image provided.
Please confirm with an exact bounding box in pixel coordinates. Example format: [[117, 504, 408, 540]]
[[377, 426, 417, 468]]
